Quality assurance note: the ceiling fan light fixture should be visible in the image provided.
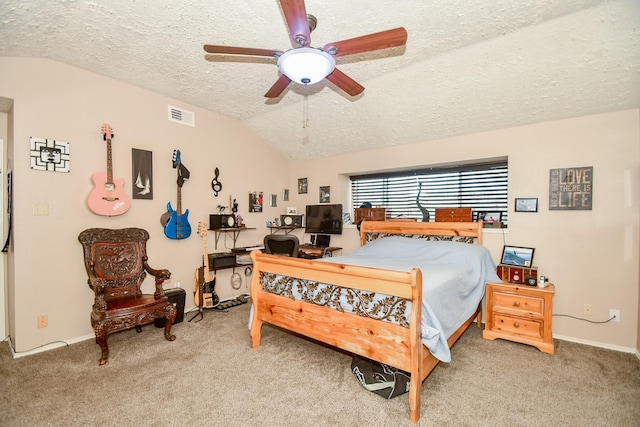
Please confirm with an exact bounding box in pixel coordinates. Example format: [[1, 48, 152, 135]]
[[277, 47, 336, 85]]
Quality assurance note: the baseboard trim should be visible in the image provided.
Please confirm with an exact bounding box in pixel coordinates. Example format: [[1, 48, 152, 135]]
[[553, 333, 638, 356]]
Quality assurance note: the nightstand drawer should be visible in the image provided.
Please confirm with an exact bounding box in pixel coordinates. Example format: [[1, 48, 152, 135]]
[[491, 314, 543, 339], [493, 291, 544, 316]]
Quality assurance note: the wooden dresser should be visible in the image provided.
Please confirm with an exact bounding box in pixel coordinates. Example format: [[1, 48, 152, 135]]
[[434, 207, 472, 222], [354, 207, 386, 224], [483, 282, 555, 354]]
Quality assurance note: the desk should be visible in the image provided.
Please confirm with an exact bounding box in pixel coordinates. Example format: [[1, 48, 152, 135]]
[[298, 245, 342, 259]]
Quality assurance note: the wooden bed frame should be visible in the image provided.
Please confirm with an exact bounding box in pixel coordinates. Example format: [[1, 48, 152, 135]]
[[249, 221, 485, 424]]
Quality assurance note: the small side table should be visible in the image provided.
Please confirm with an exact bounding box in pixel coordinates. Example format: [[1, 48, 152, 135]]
[[483, 281, 555, 355]]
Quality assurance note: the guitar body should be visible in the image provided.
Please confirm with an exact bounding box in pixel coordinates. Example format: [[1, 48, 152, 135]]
[[88, 172, 130, 216], [163, 202, 191, 239], [194, 266, 219, 308]]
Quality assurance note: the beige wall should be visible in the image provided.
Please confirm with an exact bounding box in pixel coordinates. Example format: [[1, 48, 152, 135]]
[[0, 58, 292, 352], [1, 57, 638, 355], [289, 110, 640, 352]]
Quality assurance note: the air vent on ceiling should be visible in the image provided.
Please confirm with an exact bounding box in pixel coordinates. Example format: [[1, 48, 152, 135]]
[[168, 105, 195, 127]]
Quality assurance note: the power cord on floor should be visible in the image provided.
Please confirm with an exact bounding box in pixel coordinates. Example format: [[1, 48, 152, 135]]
[[552, 314, 616, 324], [8, 339, 70, 354]]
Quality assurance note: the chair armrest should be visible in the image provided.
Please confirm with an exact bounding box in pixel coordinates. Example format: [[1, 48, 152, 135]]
[[142, 256, 172, 298]]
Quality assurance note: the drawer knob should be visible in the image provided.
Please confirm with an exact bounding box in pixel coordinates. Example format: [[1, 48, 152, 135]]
[[514, 322, 520, 328], [513, 301, 521, 307]]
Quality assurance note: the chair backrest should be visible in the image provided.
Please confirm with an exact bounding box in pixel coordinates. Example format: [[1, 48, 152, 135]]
[[263, 234, 300, 257], [78, 228, 149, 301]]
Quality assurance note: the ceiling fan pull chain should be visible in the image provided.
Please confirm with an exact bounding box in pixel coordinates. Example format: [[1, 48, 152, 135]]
[[303, 95, 309, 129]]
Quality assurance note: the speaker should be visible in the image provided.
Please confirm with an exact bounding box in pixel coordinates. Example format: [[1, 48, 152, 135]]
[[280, 214, 303, 227], [154, 288, 186, 327], [210, 214, 236, 230]]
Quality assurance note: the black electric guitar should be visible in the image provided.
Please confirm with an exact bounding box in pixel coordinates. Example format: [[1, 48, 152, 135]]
[[162, 150, 191, 239], [194, 221, 219, 309]]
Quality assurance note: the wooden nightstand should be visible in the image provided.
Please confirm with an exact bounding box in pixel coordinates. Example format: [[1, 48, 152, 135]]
[[483, 282, 555, 355]]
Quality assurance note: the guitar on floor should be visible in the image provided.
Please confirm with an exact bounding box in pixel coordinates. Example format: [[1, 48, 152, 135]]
[[190, 222, 220, 322], [87, 124, 131, 216], [162, 150, 191, 239]]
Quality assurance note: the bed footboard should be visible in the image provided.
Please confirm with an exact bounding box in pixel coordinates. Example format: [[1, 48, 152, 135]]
[[250, 250, 428, 422]]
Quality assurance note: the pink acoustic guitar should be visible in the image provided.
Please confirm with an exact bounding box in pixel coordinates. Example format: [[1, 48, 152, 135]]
[[88, 124, 131, 216]]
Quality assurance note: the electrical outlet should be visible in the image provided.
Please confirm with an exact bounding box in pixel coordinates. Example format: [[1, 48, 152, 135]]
[[583, 304, 592, 316], [37, 315, 48, 328], [609, 309, 620, 323]]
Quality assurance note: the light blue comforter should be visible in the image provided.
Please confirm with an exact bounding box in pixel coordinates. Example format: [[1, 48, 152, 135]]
[[318, 236, 500, 362]]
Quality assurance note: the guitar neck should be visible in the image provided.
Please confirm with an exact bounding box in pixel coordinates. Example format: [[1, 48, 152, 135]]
[[176, 185, 182, 215], [202, 233, 210, 274], [105, 139, 114, 184]]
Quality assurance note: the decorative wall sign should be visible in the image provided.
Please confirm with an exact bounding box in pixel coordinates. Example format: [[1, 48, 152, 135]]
[[549, 166, 593, 210], [132, 148, 153, 200], [30, 137, 70, 172]]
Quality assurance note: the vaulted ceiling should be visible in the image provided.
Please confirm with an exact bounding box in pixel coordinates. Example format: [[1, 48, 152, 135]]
[[1, 0, 638, 160]]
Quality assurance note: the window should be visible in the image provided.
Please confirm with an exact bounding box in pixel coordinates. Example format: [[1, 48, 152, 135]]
[[350, 159, 508, 225]]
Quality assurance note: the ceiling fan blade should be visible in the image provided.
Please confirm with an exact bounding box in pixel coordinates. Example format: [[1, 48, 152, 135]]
[[264, 74, 292, 98], [279, 0, 311, 46], [203, 45, 282, 57], [325, 68, 364, 97], [323, 27, 408, 57]]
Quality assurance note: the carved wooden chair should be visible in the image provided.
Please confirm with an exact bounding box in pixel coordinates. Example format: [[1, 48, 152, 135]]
[[78, 228, 176, 365]]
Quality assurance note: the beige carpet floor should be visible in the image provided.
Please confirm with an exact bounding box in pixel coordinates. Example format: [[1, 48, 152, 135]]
[[1, 302, 639, 426]]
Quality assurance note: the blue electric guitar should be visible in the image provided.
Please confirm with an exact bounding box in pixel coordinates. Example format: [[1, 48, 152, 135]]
[[163, 150, 191, 239]]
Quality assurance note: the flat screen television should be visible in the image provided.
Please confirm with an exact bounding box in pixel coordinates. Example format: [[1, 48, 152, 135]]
[[305, 204, 343, 235]]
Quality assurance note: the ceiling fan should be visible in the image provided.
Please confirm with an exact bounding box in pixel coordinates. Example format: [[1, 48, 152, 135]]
[[203, 0, 408, 99]]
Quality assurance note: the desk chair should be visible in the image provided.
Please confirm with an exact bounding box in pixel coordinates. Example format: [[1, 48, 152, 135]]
[[263, 234, 300, 257]]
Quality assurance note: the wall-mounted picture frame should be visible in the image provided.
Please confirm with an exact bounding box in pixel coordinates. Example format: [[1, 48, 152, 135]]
[[132, 148, 153, 200], [249, 191, 263, 212], [319, 186, 330, 203], [269, 194, 277, 207], [515, 197, 538, 212], [286, 207, 297, 215], [282, 188, 289, 201], [298, 178, 308, 194], [500, 245, 535, 267]]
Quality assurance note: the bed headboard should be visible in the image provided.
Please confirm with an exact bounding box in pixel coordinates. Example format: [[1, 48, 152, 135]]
[[359, 220, 483, 246]]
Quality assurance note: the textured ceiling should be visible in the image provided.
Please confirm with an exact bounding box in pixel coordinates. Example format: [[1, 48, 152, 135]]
[[1, 0, 639, 160]]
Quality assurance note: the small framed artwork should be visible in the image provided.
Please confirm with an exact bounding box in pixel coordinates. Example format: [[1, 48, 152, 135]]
[[30, 137, 71, 173], [319, 186, 330, 203], [298, 178, 308, 194], [515, 198, 538, 212], [249, 191, 263, 212], [269, 194, 277, 207], [286, 207, 297, 215], [476, 211, 502, 223], [282, 188, 289, 201], [500, 245, 535, 267], [132, 148, 153, 200]]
